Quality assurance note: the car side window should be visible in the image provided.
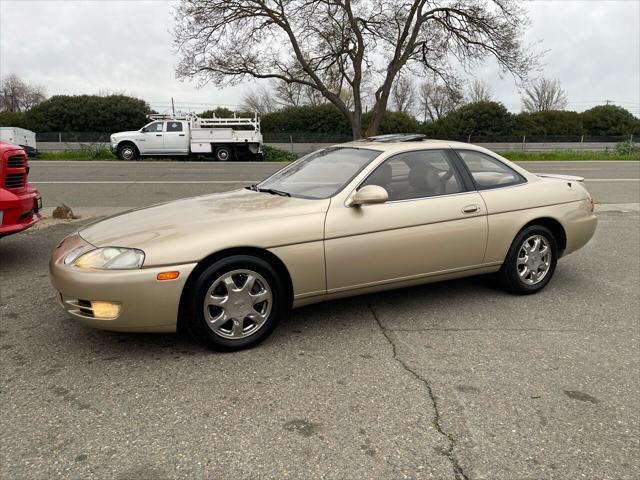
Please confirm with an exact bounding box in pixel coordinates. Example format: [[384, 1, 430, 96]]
[[167, 122, 182, 132], [146, 122, 164, 133], [360, 149, 463, 201], [457, 150, 525, 189]]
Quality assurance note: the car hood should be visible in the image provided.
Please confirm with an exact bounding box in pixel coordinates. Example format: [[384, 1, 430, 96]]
[[111, 130, 140, 139], [79, 189, 330, 266]]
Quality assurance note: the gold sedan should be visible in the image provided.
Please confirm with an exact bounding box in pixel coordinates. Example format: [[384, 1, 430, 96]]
[[50, 137, 597, 351]]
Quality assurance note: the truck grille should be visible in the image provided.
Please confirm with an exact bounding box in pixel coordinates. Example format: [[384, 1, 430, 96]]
[[5, 173, 25, 189], [7, 155, 24, 168]]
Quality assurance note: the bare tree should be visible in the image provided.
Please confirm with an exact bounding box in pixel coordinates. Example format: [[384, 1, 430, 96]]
[[0, 73, 46, 112], [391, 76, 415, 114], [521, 77, 567, 112], [419, 81, 464, 122], [274, 81, 330, 107], [174, 0, 536, 139], [242, 85, 277, 114], [274, 82, 305, 106], [466, 79, 494, 103]]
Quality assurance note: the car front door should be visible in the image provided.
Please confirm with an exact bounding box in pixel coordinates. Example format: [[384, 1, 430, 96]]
[[163, 121, 189, 153], [324, 149, 488, 293], [139, 121, 165, 153]]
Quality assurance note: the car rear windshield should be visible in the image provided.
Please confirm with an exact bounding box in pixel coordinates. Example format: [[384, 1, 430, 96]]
[[258, 147, 381, 199]]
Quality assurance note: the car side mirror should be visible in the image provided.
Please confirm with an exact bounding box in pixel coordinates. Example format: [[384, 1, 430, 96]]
[[349, 185, 389, 206], [140, 127, 147, 133]]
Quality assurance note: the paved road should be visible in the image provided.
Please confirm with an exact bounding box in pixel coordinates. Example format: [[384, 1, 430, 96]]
[[28, 160, 640, 211], [1, 211, 638, 479]]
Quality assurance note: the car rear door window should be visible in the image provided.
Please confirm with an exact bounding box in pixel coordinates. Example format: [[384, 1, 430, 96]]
[[456, 150, 525, 189], [360, 149, 463, 201], [167, 122, 182, 132]]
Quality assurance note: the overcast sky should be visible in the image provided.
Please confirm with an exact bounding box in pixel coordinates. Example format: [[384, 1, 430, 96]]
[[1, 0, 638, 116]]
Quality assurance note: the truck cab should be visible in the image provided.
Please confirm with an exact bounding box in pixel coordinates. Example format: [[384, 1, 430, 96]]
[[110, 113, 263, 162], [110, 120, 189, 160], [0, 141, 42, 238]]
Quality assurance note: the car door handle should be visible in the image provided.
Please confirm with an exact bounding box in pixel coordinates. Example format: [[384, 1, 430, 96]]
[[178, 134, 185, 136], [462, 204, 480, 214], [156, 134, 162, 137]]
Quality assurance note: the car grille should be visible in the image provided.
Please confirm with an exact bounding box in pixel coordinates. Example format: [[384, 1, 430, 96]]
[[7, 155, 24, 168], [5, 173, 25, 189]]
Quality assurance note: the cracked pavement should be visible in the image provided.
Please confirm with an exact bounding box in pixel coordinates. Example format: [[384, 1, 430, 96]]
[[1, 161, 639, 479]]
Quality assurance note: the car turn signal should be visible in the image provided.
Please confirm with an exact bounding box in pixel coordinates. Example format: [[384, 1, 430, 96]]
[[157, 271, 180, 281]]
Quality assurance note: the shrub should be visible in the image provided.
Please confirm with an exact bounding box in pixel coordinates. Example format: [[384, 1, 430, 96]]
[[581, 105, 639, 136], [24, 94, 151, 133], [430, 101, 514, 140], [615, 140, 639, 155], [262, 145, 298, 162]]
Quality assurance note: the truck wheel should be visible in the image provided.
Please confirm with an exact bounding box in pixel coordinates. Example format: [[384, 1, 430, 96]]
[[214, 146, 232, 162], [117, 144, 139, 161]]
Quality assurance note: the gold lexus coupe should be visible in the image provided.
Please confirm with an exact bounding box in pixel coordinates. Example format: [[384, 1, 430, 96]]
[[50, 136, 597, 351]]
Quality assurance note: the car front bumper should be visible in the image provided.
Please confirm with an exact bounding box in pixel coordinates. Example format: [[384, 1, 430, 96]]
[[0, 185, 42, 238], [49, 233, 197, 332]]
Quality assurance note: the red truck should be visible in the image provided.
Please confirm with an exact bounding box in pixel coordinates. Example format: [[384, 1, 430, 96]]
[[0, 140, 42, 238]]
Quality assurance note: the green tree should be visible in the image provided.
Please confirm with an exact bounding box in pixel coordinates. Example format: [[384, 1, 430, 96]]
[[0, 110, 29, 128], [432, 101, 514, 140], [581, 105, 638, 136], [25, 94, 151, 132], [513, 110, 583, 137]]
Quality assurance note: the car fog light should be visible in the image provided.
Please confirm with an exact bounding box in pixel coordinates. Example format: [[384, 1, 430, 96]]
[[91, 301, 121, 319]]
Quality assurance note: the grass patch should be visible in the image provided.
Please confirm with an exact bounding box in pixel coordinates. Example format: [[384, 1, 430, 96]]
[[34, 146, 639, 162], [498, 150, 640, 161], [36, 145, 300, 162], [262, 145, 299, 162], [37, 145, 115, 160]]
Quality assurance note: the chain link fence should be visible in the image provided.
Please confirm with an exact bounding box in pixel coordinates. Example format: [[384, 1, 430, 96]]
[[35, 132, 637, 153]]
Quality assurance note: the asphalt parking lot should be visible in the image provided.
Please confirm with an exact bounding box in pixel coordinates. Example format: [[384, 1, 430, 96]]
[[1, 160, 639, 479]]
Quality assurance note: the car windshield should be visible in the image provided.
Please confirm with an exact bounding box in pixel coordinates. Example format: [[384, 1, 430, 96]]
[[257, 147, 381, 199]]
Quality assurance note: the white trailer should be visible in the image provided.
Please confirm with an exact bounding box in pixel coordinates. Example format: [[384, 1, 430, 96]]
[[0, 127, 37, 156], [109, 113, 263, 161]]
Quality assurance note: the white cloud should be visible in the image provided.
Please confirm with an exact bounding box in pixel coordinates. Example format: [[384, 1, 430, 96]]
[[1, 0, 638, 115]]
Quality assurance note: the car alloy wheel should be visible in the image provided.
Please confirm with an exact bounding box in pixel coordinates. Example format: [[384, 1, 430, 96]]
[[517, 235, 552, 285], [498, 225, 558, 295], [203, 269, 273, 339]]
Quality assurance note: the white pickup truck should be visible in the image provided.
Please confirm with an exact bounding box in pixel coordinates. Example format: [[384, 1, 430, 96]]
[[110, 113, 263, 161]]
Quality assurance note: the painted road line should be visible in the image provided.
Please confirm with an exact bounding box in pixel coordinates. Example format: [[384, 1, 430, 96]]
[[32, 180, 258, 184], [32, 178, 639, 185]]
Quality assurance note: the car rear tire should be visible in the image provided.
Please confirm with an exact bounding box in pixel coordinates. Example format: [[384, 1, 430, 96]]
[[498, 225, 558, 295], [117, 143, 139, 161], [184, 255, 286, 351], [214, 146, 232, 162]]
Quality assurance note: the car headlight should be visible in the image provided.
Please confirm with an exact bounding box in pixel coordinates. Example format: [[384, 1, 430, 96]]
[[73, 247, 145, 270]]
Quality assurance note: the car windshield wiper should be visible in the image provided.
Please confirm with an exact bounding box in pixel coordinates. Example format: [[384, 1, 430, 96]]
[[258, 187, 291, 197], [246, 184, 291, 197]]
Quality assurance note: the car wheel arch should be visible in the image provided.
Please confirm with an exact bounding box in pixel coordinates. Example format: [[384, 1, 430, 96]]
[[520, 217, 567, 256], [177, 247, 294, 331]]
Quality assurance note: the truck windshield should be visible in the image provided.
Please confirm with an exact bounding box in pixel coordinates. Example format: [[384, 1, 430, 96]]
[[257, 147, 381, 199]]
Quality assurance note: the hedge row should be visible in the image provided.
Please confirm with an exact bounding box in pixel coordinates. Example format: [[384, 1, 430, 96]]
[[1, 94, 638, 139]]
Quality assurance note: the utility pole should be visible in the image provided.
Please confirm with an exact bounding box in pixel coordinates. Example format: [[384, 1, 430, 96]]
[[171, 97, 175, 116]]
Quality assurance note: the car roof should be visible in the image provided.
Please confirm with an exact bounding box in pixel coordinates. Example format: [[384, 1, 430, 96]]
[[335, 138, 484, 154]]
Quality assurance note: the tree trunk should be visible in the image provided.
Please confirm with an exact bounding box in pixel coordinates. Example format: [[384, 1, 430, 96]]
[[350, 114, 363, 140]]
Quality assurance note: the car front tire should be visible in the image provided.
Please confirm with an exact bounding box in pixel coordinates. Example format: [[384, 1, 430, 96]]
[[498, 225, 558, 294], [117, 143, 139, 161], [185, 255, 286, 351]]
